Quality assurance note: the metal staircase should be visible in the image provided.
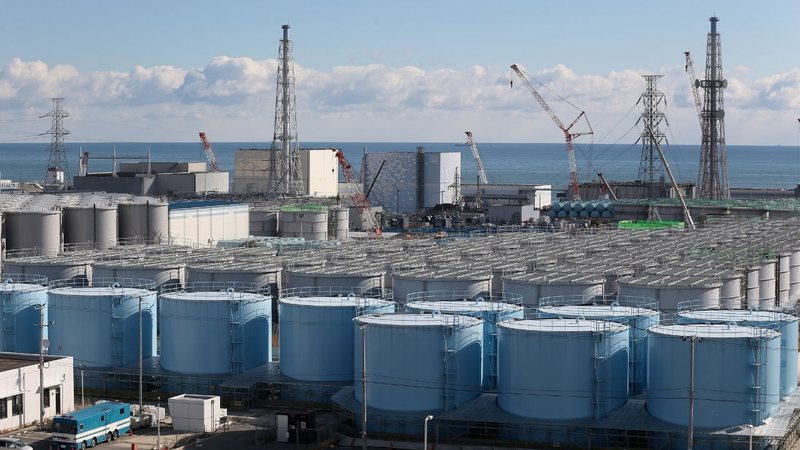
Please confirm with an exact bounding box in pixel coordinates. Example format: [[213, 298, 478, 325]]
[[749, 336, 766, 425], [592, 331, 611, 420], [442, 325, 457, 412], [229, 299, 244, 374], [2, 294, 15, 352], [110, 295, 125, 367]]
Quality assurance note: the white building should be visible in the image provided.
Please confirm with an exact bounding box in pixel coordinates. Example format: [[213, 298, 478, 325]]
[[361, 149, 461, 214], [0, 353, 74, 433], [168, 394, 226, 433], [233, 148, 339, 197], [168, 201, 250, 247]]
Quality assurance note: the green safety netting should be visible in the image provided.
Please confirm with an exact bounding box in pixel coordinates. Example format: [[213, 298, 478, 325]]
[[617, 220, 686, 230]]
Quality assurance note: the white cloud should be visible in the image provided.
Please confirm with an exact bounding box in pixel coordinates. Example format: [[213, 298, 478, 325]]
[[0, 57, 798, 144]]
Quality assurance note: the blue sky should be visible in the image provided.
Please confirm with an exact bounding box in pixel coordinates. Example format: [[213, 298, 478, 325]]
[[1, 0, 798, 144]]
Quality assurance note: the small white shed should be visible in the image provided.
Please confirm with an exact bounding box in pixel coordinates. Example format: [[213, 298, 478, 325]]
[[168, 394, 226, 433]]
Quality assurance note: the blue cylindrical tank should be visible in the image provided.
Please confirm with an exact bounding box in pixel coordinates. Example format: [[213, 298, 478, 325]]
[[572, 202, 585, 212], [647, 323, 781, 428], [537, 296, 658, 395], [404, 295, 524, 389], [160, 282, 272, 375], [48, 278, 157, 368], [584, 202, 596, 213], [279, 288, 394, 381], [677, 309, 798, 397], [551, 202, 562, 212], [0, 274, 48, 353], [560, 202, 572, 212], [589, 210, 601, 218], [354, 313, 483, 412], [578, 210, 589, 218], [497, 318, 629, 420], [556, 210, 568, 219]]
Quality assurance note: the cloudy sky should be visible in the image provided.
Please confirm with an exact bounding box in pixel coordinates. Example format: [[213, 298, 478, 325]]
[[0, 0, 798, 145]]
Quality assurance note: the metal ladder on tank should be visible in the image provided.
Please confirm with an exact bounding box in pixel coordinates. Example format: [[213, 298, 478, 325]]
[[442, 325, 458, 412], [487, 322, 498, 389], [749, 336, 766, 425], [629, 328, 643, 395], [592, 331, 611, 420], [110, 295, 126, 367], [229, 300, 244, 374], [1, 294, 16, 352]]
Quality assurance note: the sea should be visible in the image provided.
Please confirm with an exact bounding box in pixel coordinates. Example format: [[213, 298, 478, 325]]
[[0, 142, 797, 190]]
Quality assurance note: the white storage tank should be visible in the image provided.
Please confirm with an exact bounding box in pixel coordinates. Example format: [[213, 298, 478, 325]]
[[718, 270, 743, 309], [117, 201, 170, 244], [92, 260, 185, 288], [790, 250, 800, 302], [328, 206, 349, 242], [759, 259, 777, 310], [404, 291, 524, 389], [279, 287, 394, 381], [392, 269, 492, 302], [160, 282, 272, 375], [5, 210, 62, 256], [497, 318, 629, 420], [617, 275, 722, 312], [0, 274, 49, 353], [746, 265, 761, 309], [280, 206, 328, 241], [778, 252, 791, 308], [3, 256, 92, 282], [354, 313, 484, 412], [537, 295, 659, 395], [48, 278, 158, 368], [647, 323, 781, 428], [63, 204, 118, 251]]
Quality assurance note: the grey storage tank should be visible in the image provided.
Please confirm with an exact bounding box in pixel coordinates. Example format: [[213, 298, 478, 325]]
[[63, 204, 118, 251], [0, 274, 48, 353], [392, 269, 492, 302], [5, 210, 62, 256], [117, 201, 169, 244], [279, 287, 394, 381], [502, 272, 604, 307], [47, 278, 157, 368], [3, 256, 92, 282], [287, 265, 385, 294]]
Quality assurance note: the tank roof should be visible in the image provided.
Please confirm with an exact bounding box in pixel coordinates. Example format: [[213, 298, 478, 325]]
[[405, 300, 524, 314], [0, 282, 46, 292], [499, 318, 628, 334], [160, 290, 268, 302], [678, 309, 798, 324], [49, 286, 153, 297], [618, 275, 723, 288], [279, 296, 393, 308], [649, 323, 780, 339], [356, 313, 482, 327], [538, 304, 658, 318], [393, 268, 492, 281]]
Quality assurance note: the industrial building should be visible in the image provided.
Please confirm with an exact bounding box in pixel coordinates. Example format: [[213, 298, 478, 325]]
[[361, 148, 460, 214], [0, 353, 74, 433], [168, 200, 250, 246], [233, 148, 339, 197], [73, 161, 229, 196]]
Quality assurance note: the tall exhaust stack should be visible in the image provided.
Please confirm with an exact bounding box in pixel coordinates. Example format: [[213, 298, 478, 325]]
[[697, 16, 730, 199], [270, 24, 302, 196]]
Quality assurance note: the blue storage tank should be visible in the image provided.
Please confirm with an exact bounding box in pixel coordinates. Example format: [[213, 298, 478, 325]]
[[647, 323, 781, 428], [0, 274, 48, 353], [497, 318, 629, 420], [354, 313, 483, 412], [48, 278, 157, 368], [584, 202, 596, 213], [556, 210, 568, 219], [677, 308, 798, 397], [537, 295, 659, 395], [160, 282, 272, 375], [404, 292, 524, 389], [551, 202, 562, 212], [279, 287, 394, 381]]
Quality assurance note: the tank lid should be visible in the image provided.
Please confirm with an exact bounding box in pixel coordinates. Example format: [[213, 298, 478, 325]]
[[405, 300, 524, 314], [0, 282, 46, 292], [678, 309, 798, 324], [160, 290, 268, 301], [649, 323, 780, 339], [538, 304, 658, 318], [499, 318, 628, 333], [355, 313, 482, 327], [49, 286, 153, 297], [279, 296, 393, 308]]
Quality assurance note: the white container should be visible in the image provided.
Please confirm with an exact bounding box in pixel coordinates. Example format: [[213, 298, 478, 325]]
[[168, 394, 225, 433]]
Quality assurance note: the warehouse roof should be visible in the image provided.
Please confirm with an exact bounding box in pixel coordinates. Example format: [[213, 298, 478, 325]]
[[0, 353, 67, 372]]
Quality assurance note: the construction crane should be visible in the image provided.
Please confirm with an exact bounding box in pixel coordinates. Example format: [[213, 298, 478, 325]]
[[684, 51, 709, 186], [596, 172, 618, 201], [464, 131, 489, 185], [198, 132, 221, 173], [510, 64, 593, 201], [334, 149, 381, 238]]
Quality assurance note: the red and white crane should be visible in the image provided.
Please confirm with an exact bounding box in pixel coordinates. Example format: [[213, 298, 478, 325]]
[[510, 64, 593, 201], [198, 132, 220, 173], [334, 149, 381, 238], [464, 131, 489, 185]]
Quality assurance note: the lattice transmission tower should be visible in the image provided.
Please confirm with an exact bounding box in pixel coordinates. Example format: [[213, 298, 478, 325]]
[[269, 24, 303, 197], [697, 16, 730, 199], [41, 98, 70, 189], [636, 75, 668, 199]]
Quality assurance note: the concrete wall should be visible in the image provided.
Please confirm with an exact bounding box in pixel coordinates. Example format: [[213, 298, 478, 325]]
[[119, 162, 207, 174], [233, 148, 338, 197], [155, 173, 229, 194], [169, 203, 249, 246], [73, 175, 154, 195], [0, 354, 74, 433]]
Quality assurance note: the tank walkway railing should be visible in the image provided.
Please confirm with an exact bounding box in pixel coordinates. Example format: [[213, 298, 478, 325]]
[[160, 281, 269, 298], [405, 290, 523, 306], [538, 294, 659, 311], [749, 335, 767, 426], [592, 330, 611, 421], [49, 278, 156, 291], [441, 325, 457, 413]]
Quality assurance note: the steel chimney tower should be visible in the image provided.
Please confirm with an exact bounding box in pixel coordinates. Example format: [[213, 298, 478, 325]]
[[697, 17, 730, 199], [269, 24, 302, 196]]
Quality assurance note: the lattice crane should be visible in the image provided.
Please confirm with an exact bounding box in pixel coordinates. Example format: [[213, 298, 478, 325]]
[[464, 131, 489, 185], [510, 64, 593, 201], [198, 132, 221, 173], [334, 149, 381, 238]]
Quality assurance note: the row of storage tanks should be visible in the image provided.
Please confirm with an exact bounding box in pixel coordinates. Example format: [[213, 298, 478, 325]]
[[2, 200, 168, 255], [548, 200, 615, 219], [250, 206, 350, 242]]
